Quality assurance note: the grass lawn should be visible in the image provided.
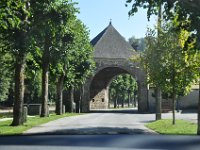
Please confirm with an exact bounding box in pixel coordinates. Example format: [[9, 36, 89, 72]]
[[0, 113, 81, 135], [146, 119, 197, 135]]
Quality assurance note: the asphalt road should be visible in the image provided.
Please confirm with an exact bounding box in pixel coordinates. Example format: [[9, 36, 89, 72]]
[[25, 109, 157, 135], [24, 108, 197, 135], [0, 109, 199, 150]]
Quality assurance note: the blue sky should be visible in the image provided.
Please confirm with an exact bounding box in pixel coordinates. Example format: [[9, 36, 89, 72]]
[[74, 0, 157, 40]]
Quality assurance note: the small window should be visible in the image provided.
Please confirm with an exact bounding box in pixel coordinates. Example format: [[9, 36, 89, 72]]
[[92, 99, 95, 102], [102, 98, 104, 102]]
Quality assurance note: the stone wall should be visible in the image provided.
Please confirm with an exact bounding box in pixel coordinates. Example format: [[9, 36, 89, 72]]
[[81, 58, 149, 113], [148, 88, 199, 112]]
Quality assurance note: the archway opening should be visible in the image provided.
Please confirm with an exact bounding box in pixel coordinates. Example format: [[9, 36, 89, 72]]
[[108, 74, 138, 111], [89, 67, 140, 112]]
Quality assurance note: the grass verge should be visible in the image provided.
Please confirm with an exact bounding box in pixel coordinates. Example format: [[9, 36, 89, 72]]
[[146, 119, 197, 135], [0, 113, 81, 135]]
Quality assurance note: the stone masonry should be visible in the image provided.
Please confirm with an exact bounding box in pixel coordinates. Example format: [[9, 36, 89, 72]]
[[80, 22, 149, 113]]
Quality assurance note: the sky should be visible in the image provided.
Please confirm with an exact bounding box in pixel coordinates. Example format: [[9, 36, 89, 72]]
[[74, 0, 157, 40]]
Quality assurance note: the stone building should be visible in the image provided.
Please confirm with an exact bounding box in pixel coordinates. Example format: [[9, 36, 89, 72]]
[[80, 22, 149, 113], [74, 22, 199, 113]]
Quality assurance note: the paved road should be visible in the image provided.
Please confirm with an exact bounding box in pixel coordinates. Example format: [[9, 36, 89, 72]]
[[1, 109, 199, 150], [25, 109, 197, 135]]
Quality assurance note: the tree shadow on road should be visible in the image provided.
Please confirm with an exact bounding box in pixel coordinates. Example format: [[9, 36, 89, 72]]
[[23, 126, 154, 135], [89, 108, 152, 114]]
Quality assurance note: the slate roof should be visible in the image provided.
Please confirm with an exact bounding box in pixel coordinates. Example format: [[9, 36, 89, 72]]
[[91, 22, 136, 59]]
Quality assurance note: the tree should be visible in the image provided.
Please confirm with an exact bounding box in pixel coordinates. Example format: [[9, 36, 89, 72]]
[[127, 0, 163, 120], [161, 24, 199, 125], [109, 74, 137, 108], [128, 36, 139, 50], [142, 28, 163, 120], [128, 74, 138, 107], [126, 0, 200, 46], [0, 0, 32, 126], [62, 21, 94, 113], [143, 21, 199, 125], [128, 36, 145, 51], [53, 18, 94, 115], [31, 0, 78, 117], [126, 0, 200, 125]]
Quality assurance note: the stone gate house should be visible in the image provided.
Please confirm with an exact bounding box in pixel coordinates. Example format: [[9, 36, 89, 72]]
[[74, 22, 199, 113]]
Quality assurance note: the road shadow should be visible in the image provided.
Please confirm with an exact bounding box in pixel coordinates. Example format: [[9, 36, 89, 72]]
[[89, 108, 151, 114], [23, 126, 155, 135]]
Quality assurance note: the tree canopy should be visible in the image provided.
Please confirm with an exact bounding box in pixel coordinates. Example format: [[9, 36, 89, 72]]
[[0, 0, 95, 125], [126, 0, 200, 49], [142, 20, 199, 124], [109, 74, 137, 108]]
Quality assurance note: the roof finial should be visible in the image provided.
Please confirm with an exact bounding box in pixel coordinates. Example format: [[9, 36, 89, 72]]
[[109, 19, 112, 25]]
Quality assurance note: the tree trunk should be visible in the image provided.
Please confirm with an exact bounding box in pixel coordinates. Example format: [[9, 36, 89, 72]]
[[155, 1, 162, 120], [133, 94, 136, 107], [11, 55, 26, 126], [114, 94, 117, 108], [79, 85, 84, 113], [108, 89, 111, 109], [11, 29, 27, 126], [41, 62, 49, 117], [114, 99, 117, 108], [171, 44, 176, 125], [56, 74, 65, 115], [172, 92, 176, 125], [121, 96, 124, 108], [154, 1, 162, 121], [41, 36, 50, 117], [128, 92, 130, 107], [63, 90, 70, 112], [155, 87, 162, 120], [197, 78, 200, 135], [70, 86, 74, 113], [131, 95, 133, 107], [117, 95, 119, 108]]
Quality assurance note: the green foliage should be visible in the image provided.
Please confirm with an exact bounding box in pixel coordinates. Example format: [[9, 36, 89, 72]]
[[128, 36, 145, 51], [64, 19, 95, 88], [0, 0, 24, 30], [126, 0, 200, 49], [142, 21, 199, 97], [0, 0, 33, 115], [140, 17, 199, 125], [50, 17, 95, 90], [0, 44, 14, 102], [25, 54, 42, 103], [0, 0, 94, 106], [142, 27, 163, 87], [109, 74, 137, 104], [146, 119, 197, 135], [127, 1, 199, 125], [128, 36, 139, 50], [0, 0, 32, 55], [31, 0, 78, 54]]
